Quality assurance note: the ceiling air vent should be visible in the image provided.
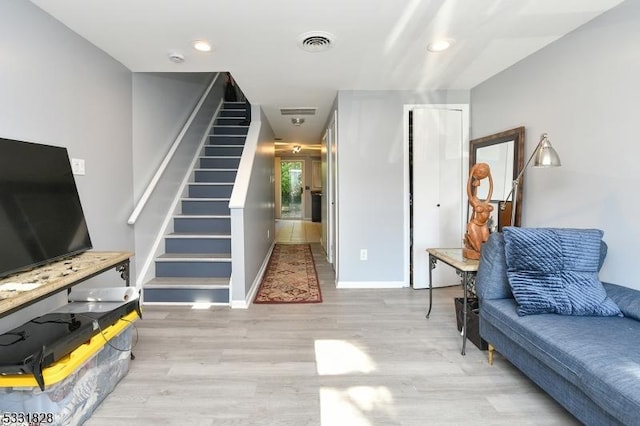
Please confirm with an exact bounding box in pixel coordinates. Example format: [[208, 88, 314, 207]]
[[298, 31, 335, 53], [280, 108, 317, 116]]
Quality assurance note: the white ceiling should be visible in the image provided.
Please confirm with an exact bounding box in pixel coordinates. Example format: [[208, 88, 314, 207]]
[[31, 0, 623, 151]]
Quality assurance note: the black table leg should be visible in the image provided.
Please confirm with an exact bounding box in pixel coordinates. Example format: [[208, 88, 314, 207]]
[[116, 259, 130, 287], [426, 254, 437, 318], [461, 271, 469, 355]]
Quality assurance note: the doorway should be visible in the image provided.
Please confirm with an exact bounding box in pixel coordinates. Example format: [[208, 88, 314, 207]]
[[404, 104, 469, 289], [280, 160, 304, 219], [321, 110, 338, 271]]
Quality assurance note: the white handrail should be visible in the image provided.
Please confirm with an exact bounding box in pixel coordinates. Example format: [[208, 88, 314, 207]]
[[134, 98, 224, 288], [229, 104, 260, 210], [127, 72, 220, 225]]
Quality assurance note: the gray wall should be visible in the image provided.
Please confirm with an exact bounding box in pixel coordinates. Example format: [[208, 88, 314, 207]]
[[0, 1, 134, 330], [336, 90, 470, 285], [132, 73, 213, 200], [131, 72, 224, 285], [230, 106, 275, 305], [470, 0, 639, 289]]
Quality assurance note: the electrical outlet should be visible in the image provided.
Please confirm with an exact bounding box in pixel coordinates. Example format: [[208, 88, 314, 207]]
[[267, 229, 270, 239], [360, 249, 368, 261], [71, 158, 85, 175]]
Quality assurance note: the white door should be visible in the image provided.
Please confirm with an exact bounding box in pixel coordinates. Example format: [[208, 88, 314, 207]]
[[321, 131, 328, 253], [329, 111, 338, 272], [412, 108, 464, 289]]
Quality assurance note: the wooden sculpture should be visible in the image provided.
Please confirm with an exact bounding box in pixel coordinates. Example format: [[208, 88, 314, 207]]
[[463, 163, 494, 260]]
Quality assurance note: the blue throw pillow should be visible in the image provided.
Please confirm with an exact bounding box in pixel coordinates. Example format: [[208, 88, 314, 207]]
[[476, 233, 512, 300], [503, 227, 621, 316]]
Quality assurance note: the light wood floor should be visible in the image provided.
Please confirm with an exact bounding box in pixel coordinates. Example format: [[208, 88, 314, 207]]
[[275, 219, 322, 243], [87, 244, 578, 426]]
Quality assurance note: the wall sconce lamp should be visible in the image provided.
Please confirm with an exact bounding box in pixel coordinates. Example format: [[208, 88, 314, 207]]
[[292, 145, 302, 154], [502, 133, 562, 226]]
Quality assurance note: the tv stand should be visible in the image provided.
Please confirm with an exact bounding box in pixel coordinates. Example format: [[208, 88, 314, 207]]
[[0, 251, 133, 319]]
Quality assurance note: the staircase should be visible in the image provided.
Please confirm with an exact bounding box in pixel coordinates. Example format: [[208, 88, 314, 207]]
[[143, 101, 249, 304]]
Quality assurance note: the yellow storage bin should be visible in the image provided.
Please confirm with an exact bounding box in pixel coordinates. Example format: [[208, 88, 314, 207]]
[[0, 311, 138, 425]]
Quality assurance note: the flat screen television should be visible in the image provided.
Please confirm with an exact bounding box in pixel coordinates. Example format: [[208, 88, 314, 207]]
[[0, 138, 93, 279]]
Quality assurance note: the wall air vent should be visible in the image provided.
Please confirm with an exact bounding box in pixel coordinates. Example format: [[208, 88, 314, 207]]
[[298, 31, 335, 53], [280, 108, 317, 116]]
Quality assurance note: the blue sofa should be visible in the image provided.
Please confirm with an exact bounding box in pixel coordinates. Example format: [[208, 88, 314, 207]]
[[476, 231, 640, 425]]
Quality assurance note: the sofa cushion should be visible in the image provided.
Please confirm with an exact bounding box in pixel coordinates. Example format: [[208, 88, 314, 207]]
[[481, 299, 640, 425], [604, 282, 640, 321], [476, 232, 512, 300], [597, 240, 608, 271], [503, 228, 620, 316]]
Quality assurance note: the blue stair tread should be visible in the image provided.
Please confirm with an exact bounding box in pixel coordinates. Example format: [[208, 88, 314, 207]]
[[205, 142, 245, 148], [167, 232, 231, 238], [156, 253, 231, 261], [174, 214, 230, 218], [189, 182, 233, 185], [183, 196, 230, 199], [145, 277, 229, 288], [200, 156, 242, 159], [182, 197, 230, 201]]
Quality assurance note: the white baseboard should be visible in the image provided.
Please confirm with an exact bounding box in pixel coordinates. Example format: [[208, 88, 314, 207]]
[[142, 302, 229, 307], [336, 281, 407, 289], [230, 242, 275, 309], [230, 300, 250, 309]]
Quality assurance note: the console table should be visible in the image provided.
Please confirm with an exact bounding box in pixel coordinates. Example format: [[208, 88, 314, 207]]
[[0, 251, 133, 319], [425, 248, 479, 355]]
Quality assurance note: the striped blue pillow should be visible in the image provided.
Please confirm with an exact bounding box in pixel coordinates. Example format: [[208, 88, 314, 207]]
[[504, 227, 621, 316]]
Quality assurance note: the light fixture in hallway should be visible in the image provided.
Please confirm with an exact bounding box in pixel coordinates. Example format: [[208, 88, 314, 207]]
[[291, 117, 305, 126], [292, 145, 302, 153]]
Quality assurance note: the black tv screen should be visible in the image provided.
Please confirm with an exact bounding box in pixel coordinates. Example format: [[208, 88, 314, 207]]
[[0, 138, 92, 279]]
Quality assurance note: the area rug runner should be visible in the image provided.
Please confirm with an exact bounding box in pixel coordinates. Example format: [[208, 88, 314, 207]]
[[254, 243, 322, 304]]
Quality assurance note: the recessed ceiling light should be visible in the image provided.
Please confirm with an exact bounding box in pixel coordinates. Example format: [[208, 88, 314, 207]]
[[193, 40, 212, 52], [427, 39, 453, 52]]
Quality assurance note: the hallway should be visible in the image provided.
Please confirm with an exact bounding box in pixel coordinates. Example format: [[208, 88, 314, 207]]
[[275, 219, 322, 243]]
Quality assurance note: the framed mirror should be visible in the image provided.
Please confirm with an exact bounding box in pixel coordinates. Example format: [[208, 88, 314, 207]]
[[469, 127, 524, 230]]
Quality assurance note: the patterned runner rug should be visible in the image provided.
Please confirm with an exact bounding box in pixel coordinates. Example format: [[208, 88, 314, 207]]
[[254, 244, 322, 304]]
